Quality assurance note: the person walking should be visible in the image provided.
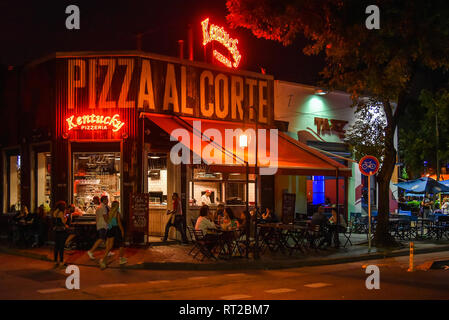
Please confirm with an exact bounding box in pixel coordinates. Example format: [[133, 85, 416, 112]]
[[87, 196, 110, 260], [52, 201, 68, 267], [162, 193, 188, 244], [99, 201, 127, 269]]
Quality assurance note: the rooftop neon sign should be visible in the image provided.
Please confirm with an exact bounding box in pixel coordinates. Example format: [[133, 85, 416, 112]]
[[66, 114, 125, 132], [201, 18, 241, 68]]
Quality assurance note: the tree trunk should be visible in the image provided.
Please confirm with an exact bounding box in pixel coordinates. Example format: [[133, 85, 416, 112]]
[[374, 100, 399, 247]]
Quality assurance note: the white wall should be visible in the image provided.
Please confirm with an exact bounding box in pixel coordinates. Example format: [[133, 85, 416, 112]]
[[274, 80, 398, 215]]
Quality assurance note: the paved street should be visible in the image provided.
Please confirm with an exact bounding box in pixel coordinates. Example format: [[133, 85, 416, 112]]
[[0, 251, 448, 300]]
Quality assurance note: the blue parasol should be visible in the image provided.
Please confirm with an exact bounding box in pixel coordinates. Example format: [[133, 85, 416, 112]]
[[394, 177, 449, 194]]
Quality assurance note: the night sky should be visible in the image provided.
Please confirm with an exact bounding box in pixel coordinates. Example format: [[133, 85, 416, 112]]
[[0, 0, 325, 85]]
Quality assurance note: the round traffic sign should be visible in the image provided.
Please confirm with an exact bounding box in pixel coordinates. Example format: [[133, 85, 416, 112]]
[[359, 155, 380, 176]]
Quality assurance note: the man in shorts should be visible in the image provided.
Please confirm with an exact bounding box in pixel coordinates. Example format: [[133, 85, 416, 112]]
[[87, 196, 110, 259]]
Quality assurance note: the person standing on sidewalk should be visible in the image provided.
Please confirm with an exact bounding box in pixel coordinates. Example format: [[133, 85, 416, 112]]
[[99, 201, 127, 269], [52, 201, 67, 267], [87, 196, 110, 260], [162, 193, 188, 244]]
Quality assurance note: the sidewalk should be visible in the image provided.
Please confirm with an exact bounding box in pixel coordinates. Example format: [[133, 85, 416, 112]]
[[1, 235, 448, 271]]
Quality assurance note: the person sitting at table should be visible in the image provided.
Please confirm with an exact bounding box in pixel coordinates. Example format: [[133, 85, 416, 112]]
[[195, 205, 220, 251], [311, 206, 331, 247], [328, 207, 347, 247], [221, 208, 240, 231], [195, 205, 218, 235], [441, 197, 449, 215]]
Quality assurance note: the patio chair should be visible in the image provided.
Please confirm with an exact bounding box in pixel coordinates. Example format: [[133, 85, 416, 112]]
[[192, 229, 218, 261], [306, 224, 326, 250], [433, 215, 449, 240], [342, 226, 353, 247], [191, 218, 197, 228], [186, 226, 200, 256]]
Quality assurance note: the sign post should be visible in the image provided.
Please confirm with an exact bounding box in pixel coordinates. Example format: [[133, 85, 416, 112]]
[[359, 155, 380, 252]]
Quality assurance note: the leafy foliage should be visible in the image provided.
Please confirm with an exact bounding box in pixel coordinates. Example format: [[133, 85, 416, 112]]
[[399, 89, 449, 179], [344, 101, 386, 163], [226, 0, 449, 246]]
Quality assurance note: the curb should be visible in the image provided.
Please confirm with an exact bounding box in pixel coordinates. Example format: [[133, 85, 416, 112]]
[[1, 244, 448, 271]]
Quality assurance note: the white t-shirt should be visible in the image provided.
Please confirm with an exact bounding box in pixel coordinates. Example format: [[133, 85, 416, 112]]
[[201, 194, 211, 205], [95, 203, 108, 230], [195, 216, 217, 234]]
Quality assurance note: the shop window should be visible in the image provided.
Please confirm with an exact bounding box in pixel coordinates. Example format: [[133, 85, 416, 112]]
[[148, 153, 168, 206], [8, 155, 21, 211], [189, 169, 255, 206], [36, 152, 51, 208], [73, 152, 120, 214], [312, 176, 325, 205]]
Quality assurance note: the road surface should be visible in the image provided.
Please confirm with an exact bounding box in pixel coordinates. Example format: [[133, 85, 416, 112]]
[[0, 251, 448, 300]]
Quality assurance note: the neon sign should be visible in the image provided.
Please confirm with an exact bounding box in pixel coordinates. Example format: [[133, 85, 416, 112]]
[[66, 114, 125, 132], [201, 18, 241, 68]]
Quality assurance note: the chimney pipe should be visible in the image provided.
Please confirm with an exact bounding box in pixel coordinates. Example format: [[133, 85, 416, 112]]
[[178, 40, 184, 60], [187, 24, 194, 61]]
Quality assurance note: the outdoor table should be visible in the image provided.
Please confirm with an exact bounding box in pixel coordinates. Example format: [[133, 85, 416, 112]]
[[416, 218, 434, 239], [258, 223, 307, 255], [215, 229, 241, 259]]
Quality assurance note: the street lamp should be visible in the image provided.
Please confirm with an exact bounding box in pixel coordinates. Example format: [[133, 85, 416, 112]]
[[240, 105, 260, 259]]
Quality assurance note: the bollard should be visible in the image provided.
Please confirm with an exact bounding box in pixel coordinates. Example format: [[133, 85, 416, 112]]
[[407, 242, 414, 272]]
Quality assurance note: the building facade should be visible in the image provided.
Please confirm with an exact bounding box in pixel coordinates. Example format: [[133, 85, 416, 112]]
[[274, 80, 399, 217], [1, 51, 351, 241]]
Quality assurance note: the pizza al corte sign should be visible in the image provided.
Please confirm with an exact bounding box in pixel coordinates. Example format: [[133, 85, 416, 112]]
[[63, 56, 273, 124], [66, 113, 125, 132]]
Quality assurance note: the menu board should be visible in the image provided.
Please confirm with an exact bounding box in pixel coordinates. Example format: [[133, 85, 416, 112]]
[[130, 193, 149, 233], [282, 193, 296, 224]]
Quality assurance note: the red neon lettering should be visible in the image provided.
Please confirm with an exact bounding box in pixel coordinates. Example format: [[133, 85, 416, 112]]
[[202, 18, 241, 68], [66, 113, 125, 132]]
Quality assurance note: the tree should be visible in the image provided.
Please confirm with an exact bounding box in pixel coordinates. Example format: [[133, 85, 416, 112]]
[[344, 101, 386, 163], [227, 0, 449, 246], [399, 88, 449, 180]]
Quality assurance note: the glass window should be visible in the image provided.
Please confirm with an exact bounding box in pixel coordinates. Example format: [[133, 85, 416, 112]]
[[37, 152, 51, 208], [148, 153, 168, 206], [189, 168, 255, 206], [8, 155, 21, 211], [73, 152, 120, 214]]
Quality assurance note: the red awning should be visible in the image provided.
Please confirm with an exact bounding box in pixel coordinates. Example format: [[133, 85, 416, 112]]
[[140, 113, 351, 177]]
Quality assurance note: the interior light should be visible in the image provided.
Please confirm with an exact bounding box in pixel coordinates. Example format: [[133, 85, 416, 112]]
[[239, 134, 248, 148], [314, 88, 328, 96]]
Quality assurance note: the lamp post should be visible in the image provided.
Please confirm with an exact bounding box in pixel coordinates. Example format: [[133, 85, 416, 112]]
[[239, 105, 260, 259], [247, 105, 259, 259]]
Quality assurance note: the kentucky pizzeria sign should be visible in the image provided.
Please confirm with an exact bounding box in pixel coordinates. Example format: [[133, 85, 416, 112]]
[[66, 114, 125, 132]]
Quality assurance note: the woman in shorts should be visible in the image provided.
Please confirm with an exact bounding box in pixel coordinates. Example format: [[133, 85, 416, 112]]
[[99, 201, 127, 269]]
